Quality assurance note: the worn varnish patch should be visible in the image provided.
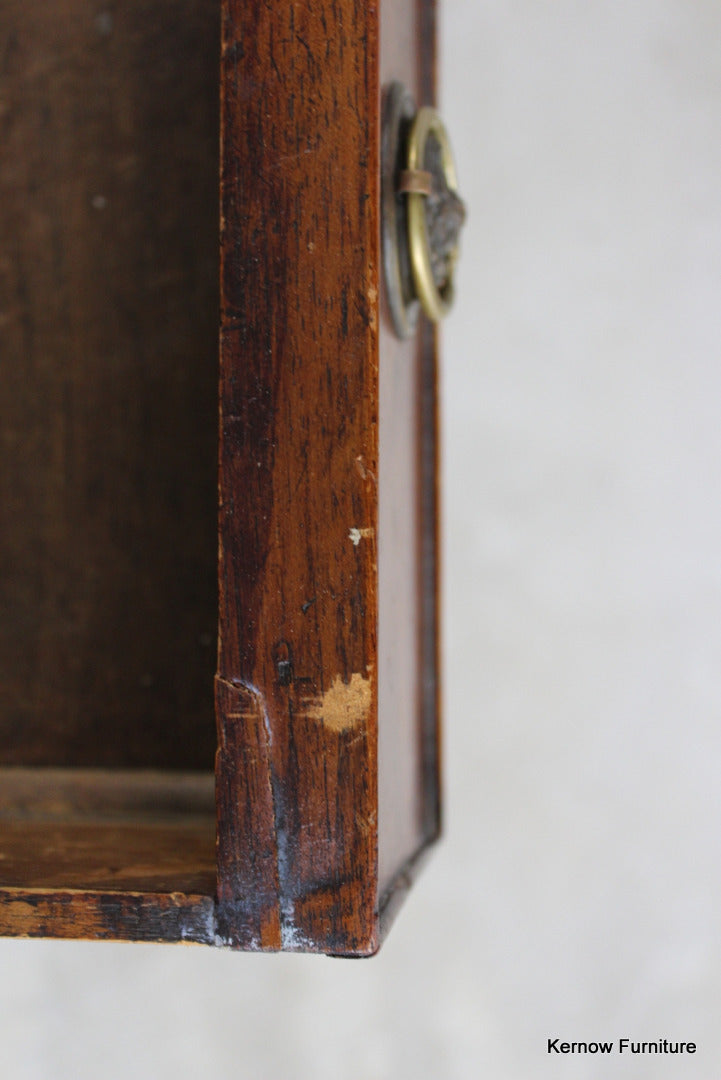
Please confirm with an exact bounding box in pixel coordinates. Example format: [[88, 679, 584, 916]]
[[214, 677, 282, 950], [306, 674, 372, 733]]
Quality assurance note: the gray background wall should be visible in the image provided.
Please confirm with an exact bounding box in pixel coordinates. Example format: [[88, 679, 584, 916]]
[[2, 2, 720, 1076]]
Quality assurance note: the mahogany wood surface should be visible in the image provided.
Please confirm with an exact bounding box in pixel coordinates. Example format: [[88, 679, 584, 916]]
[[0, 769, 215, 892], [218, 0, 380, 955], [0, 821, 215, 893], [0, 889, 215, 943], [217, 0, 440, 954], [0, 768, 215, 821], [0, 0, 219, 769], [0, 767, 216, 939], [0, 0, 440, 951]]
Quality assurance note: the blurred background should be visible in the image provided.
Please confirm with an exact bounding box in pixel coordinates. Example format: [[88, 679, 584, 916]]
[[2, 1, 720, 1076]]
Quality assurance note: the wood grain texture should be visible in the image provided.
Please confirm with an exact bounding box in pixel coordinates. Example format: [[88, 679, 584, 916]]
[[0, 0, 219, 769], [218, 0, 380, 955], [0, 888, 215, 943], [214, 678, 281, 950], [0, 768, 215, 822], [0, 767, 216, 942], [217, 0, 440, 955], [0, 0, 440, 952], [0, 768, 215, 895], [0, 820, 215, 893]]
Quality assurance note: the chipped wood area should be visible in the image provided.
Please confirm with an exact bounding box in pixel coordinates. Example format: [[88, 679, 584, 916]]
[[305, 673, 372, 734]]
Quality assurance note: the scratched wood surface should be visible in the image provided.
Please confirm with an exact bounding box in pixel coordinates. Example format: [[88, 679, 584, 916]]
[[217, 0, 440, 955]]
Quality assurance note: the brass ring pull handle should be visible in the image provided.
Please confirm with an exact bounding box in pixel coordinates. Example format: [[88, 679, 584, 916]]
[[404, 107, 465, 324], [382, 83, 466, 338]]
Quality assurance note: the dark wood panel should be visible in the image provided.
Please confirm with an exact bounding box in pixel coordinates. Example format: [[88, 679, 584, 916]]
[[0, 819, 215, 893], [0, 767, 215, 821], [0, 0, 219, 768], [217, 0, 380, 955], [0, 888, 215, 943], [0, 769, 215, 942], [216, 0, 441, 954]]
